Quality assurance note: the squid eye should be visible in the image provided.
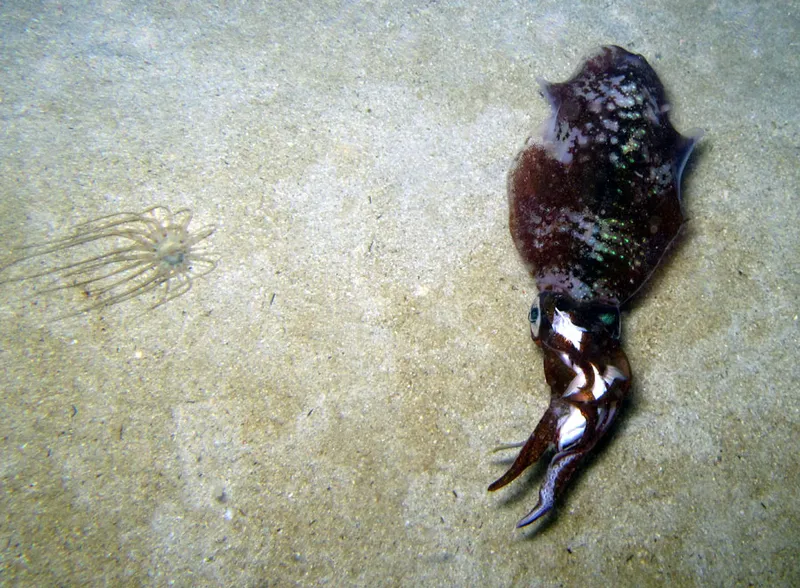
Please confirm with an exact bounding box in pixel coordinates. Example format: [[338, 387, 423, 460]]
[[597, 310, 621, 339], [529, 302, 542, 338], [599, 312, 616, 326]]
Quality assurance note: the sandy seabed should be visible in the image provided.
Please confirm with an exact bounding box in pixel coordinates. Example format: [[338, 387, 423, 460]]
[[1, 1, 797, 585]]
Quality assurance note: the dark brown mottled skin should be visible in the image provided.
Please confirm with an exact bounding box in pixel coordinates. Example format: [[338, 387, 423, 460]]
[[491, 46, 701, 528]]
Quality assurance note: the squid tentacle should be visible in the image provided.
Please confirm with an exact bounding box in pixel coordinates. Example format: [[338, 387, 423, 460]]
[[489, 292, 631, 528]]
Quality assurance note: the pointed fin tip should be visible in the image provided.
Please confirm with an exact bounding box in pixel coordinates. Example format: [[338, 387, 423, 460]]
[[536, 77, 558, 104], [676, 127, 704, 181], [536, 76, 552, 92]]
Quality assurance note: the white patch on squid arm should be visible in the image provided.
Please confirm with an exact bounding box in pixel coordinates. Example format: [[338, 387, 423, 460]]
[[557, 405, 587, 451], [552, 308, 586, 349]]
